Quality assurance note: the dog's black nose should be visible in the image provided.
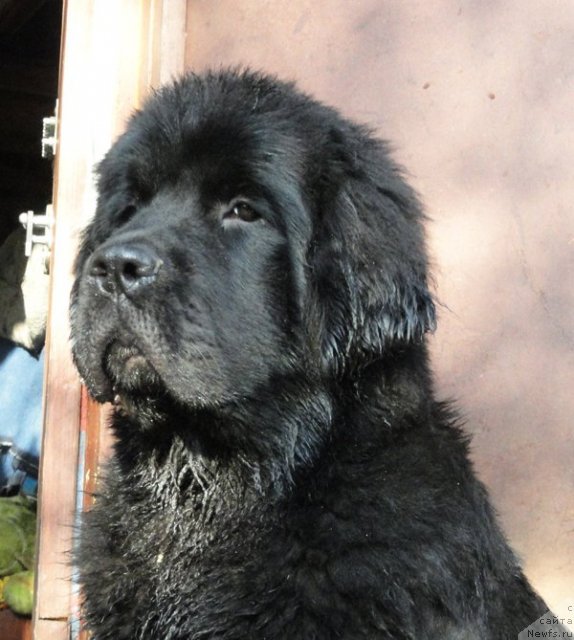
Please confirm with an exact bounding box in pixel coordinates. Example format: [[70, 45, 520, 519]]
[[88, 243, 163, 297]]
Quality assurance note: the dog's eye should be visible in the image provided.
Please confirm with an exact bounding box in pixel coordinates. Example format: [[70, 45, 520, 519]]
[[117, 204, 137, 226], [223, 202, 260, 223]]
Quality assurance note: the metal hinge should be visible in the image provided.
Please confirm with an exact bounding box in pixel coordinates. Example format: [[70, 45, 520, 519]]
[[17, 106, 58, 258], [19, 204, 54, 257], [41, 101, 59, 159]]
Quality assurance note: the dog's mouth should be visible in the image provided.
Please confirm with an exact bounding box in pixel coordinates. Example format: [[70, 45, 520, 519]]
[[103, 341, 164, 398]]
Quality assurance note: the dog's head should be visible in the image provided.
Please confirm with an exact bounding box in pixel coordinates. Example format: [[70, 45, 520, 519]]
[[70, 70, 435, 413]]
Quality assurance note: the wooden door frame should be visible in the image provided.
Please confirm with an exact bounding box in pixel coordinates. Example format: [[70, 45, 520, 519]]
[[34, 2, 187, 637]]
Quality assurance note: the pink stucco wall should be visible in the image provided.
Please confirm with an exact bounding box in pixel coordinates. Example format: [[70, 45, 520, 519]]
[[186, 0, 574, 614]]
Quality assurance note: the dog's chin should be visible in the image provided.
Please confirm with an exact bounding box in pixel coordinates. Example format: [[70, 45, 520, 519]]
[[78, 336, 236, 418], [103, 342, 164, 396], [74, 340, 165, 406]]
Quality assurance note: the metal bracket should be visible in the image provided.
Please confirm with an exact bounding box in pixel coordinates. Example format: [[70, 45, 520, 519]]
[[41, 101, 58, 159], [19, 204, 54, 257]]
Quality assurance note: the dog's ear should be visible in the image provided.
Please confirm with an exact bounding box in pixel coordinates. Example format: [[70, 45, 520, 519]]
[[307, 132, 436, 375]]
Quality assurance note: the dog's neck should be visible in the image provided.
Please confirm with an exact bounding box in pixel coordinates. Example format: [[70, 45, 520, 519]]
[[109, 376, 332, 500], [343, 342, 435, 428], [108, 342, 433, 505]]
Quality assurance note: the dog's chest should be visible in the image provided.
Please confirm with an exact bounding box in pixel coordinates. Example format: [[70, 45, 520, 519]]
[[84, 467, 487, 639], [107, 504, 316, 638]]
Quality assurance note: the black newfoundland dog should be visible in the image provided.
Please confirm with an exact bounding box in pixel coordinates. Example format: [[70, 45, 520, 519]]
[[71, 70, 559, 639]]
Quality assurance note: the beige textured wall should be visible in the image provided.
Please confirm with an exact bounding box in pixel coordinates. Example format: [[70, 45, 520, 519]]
[[186, 0, 574, 614]]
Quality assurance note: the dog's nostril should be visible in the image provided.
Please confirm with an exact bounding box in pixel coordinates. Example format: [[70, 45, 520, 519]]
[[88, 243, 162, 296], [89, 258, 110, 279], [122, 259, 156, 281]]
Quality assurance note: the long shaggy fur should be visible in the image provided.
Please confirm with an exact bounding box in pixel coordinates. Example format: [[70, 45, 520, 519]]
[[70, 69, 560, 639]]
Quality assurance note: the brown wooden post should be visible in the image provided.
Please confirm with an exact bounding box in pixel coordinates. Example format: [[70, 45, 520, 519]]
[[34, 2, 187, 638]]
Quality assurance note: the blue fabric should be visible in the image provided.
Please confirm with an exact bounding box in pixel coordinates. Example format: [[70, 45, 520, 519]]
[[0, 337, 44, 492]]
